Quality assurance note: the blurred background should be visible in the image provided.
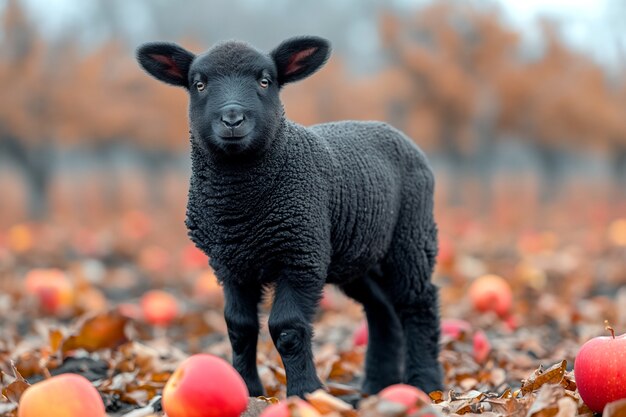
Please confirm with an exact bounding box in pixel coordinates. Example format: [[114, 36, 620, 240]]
[[0, 0, 625, 295], [2, 0, 626, 224], [1, 1, 626, 408]]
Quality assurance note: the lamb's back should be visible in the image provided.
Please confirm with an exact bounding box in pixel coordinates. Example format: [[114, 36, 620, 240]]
[[310, 121, 428, 171], [309, 121, 432, 281]]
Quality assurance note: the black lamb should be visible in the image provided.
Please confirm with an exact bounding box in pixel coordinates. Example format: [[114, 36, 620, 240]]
[[136, 36, 442, 398]]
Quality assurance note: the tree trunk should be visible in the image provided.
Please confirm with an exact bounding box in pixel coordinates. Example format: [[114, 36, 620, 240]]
[[440, 118, 465, 207], [1, 136, 52, 220], [611, 143, 626, 199], [535, 143, 563, 203]]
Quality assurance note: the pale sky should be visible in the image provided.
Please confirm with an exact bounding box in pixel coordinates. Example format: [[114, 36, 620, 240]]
[[8, 0, 626, 70]]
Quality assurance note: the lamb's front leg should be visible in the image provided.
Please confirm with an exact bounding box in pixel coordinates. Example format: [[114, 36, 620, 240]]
[[223, 282, 265, 396], [268, 275, 323, 397]]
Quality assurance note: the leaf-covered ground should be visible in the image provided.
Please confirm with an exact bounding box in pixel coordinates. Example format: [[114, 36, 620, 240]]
[[0, 204, 625, 417]]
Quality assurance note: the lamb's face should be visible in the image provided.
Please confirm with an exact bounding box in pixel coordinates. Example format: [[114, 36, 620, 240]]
[[187, 42, 283, 156], [136, 37, 331, 158]]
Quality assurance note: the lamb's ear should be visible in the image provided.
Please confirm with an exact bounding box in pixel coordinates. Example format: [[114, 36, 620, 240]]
[[136, 42, 195, 87], [271, 36, 331, 86]]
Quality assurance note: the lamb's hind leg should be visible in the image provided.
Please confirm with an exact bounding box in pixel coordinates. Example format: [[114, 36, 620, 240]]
[[383, 191, 443, 393], [394, 279, 442, 393], [340, 273, 403, 394]]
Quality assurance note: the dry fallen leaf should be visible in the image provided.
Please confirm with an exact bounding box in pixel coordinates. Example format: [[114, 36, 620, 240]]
[[526, 384, 564, 417], [604, 399, 626, 417], [521, 361, 567, 395], [1, 362, 30, 404], [61, 311, 129, 354], [307, 389, 355, 415]]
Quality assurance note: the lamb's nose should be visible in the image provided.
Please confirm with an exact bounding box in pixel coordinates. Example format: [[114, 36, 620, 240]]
[[220, 106, 245, 128]]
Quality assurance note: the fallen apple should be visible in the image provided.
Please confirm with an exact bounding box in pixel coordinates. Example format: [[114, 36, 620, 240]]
[[379, 384, 431, 414], [163, 354, 248, 417], [574, 323, 626, 413], [140, 290, 179, 326], [468, 274, 512, 317], [24, 268, 74, 316], [18, 373, 106, 417]]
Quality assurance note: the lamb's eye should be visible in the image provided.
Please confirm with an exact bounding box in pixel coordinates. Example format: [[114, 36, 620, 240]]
[[259, 78, 270, 88], [196, 81, 205, 92]]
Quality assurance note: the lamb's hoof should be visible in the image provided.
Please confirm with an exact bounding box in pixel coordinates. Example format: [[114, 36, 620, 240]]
[[406, 366, 444, 394]]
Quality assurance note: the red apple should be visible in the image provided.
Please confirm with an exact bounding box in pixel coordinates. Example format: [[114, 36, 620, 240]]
[[468, 274, 512, 317], [18, 373, 106, 417], [353, 320, 368, 347], [574, 327, 626, 413], [379, 384, 431, 414], [441, 319, 472, 340], [140, 290, 179, 326], [24, 269, 74, 316], [259, 398, 321, 417], [163, 354, 248, 417]]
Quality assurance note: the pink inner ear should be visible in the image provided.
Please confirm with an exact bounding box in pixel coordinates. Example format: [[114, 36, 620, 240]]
[[284, 47, 317, 75], [150, 54, 183, 78]]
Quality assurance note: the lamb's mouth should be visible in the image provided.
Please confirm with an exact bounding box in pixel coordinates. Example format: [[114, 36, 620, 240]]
[[218, 132, 250, 141], [214, 123, 254, 141]]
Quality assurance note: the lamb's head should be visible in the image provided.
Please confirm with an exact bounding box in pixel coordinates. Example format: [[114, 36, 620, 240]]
[[136, 36, 331, 156]]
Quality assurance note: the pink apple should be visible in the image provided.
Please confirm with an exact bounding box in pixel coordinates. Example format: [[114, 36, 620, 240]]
[[379, 384, 431, 414]]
